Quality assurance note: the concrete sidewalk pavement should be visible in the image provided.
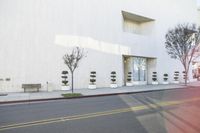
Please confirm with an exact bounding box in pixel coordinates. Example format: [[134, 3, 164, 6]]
[[0, 83, 194, 103]]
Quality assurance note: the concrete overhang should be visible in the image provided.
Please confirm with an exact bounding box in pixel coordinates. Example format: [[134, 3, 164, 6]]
[[123, 55, 157, 59], [122, 11, 155, 23]]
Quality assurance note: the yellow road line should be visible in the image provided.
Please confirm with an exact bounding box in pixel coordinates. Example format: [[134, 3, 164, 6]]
[[0, 97, 199, 131]]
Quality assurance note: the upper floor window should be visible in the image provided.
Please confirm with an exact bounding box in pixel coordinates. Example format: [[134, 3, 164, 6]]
[[122, 11, 155, 35]]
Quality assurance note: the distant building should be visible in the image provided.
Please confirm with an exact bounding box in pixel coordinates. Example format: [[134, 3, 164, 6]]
[[0, 0, 199, 92]]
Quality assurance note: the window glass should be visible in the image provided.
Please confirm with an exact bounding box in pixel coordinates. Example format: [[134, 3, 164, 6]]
[[133, 57, 147, 81]]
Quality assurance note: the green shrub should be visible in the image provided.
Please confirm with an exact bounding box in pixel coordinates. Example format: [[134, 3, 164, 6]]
[[62, 71, 68, 86], [163, 73, 168, 81], [62, 93, 83, 98], [90, 71, 96, 85], [127, 72, 132, 82], [111, 71, 117, 83]]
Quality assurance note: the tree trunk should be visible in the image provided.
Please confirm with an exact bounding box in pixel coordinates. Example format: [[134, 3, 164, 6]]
[[185, 64, 191, 86], [71, 72, 74, 93], [185, 72, 188, 85], [184, 64, 189, 86]]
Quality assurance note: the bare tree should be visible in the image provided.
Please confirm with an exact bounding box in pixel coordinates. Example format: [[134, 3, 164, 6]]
[[63, 47, 86, 93], [165, 23, 200, 85]]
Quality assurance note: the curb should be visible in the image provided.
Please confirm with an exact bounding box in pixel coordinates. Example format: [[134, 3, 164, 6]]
[[0, 86, 191, 105]]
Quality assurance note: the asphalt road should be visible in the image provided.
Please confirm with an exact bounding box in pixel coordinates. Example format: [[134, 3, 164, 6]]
[[1, 87, 200, 133]]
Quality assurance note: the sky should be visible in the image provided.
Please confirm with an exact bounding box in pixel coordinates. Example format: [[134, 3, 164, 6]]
[[198, 0, 200, 6]]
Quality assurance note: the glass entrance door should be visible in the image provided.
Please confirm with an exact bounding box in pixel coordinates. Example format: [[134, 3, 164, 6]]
[[132, 57, 147, 84]]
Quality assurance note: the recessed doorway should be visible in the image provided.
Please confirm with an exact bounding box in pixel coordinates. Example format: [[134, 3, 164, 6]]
[[123, 55, 157, 86]]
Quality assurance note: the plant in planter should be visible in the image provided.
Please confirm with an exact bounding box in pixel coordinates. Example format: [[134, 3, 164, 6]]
[[126, 72, 133, 86], [152, 72, 158, 85], [110, 71, 117, 88], [61, 71, 70, 91], [88, 71, 96, 89], [163, 73, 169, 84], [174, 71, 179, 84], [183, 71, 186, 80], [182, 71, 189, 83]]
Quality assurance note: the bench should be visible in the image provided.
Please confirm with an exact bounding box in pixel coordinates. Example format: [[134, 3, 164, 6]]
[[22, 84, 41, 92]]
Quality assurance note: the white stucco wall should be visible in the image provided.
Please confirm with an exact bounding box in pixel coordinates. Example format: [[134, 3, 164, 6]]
[[0, 0, 199, 92], [198, 8, 200, 25]]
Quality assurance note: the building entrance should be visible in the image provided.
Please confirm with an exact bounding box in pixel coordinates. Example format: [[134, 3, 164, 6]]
[[123, 56, 157, 86]]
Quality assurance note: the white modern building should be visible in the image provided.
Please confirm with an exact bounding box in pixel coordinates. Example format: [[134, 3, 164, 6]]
[[0, 0, 199, 92], [198, 5, 200, 25]]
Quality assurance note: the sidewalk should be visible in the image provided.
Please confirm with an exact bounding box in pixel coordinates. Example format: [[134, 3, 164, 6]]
[[0, 83, 193, 103]]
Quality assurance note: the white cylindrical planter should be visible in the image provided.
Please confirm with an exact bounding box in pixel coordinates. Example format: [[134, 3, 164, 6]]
[[88, 84, 96, 89], [61, 86, 71, 91], [110, 84, 117, 88], [152, 81, 158, 85], [173, 81, 180, 84], [162, 81, 169, 85]]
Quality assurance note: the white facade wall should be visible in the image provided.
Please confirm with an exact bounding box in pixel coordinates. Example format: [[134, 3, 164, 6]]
[[0, 0, 199, 92], [198, 7, 200, 25]]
